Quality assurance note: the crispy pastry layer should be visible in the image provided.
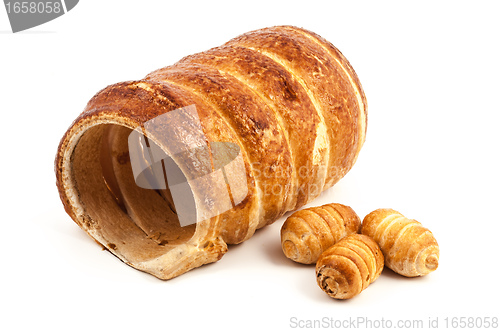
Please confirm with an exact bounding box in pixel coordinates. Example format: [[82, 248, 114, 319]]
[[55, 26, 367, 279]]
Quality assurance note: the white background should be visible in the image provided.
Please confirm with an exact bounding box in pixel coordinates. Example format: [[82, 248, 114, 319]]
[[1, 1, 499, 331]]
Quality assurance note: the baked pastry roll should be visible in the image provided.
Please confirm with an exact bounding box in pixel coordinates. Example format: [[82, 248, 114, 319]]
[[55, 26, 367, 279]]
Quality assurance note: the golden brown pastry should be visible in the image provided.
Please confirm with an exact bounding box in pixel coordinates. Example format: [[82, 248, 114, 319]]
[[361, 209, 439, 277], [281, 203, 361, 264], [55, 26, 367, 279], [316, 234, 384, 299]]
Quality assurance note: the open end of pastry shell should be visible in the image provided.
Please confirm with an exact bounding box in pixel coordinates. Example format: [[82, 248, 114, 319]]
[[57, 118, 227, 279]]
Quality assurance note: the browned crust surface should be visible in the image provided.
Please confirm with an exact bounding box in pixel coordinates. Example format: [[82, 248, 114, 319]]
[[55, 25, 367, 279]]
